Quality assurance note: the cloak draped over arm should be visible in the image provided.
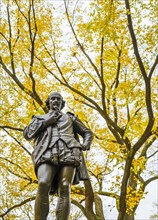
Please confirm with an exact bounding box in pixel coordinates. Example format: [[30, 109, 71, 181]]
[[23, 117, 44, 140]]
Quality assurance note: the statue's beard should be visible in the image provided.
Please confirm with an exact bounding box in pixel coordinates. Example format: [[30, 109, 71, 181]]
[[51, 104, 60, 112], [53, 106, 59, 111]]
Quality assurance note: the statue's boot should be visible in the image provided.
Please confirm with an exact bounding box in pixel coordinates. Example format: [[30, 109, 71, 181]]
[[35, 193, 49, 220], [56, 184, 70, 220], [56, 196, 70, 220]]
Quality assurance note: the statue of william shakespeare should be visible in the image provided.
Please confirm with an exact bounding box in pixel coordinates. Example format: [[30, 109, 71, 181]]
[[23, 92, 93, 220]]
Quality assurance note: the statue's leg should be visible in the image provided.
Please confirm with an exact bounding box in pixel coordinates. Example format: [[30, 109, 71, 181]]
[[35, 163, 56, 220], [56, 166, 76, 220]]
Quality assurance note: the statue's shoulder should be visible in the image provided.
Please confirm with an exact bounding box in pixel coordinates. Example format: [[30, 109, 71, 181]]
[[66, 112, 77, 121]]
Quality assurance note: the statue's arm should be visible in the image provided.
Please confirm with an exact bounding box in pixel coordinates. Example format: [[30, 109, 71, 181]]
[[73, 117, 93, 150], [23, 116, 45, 140]]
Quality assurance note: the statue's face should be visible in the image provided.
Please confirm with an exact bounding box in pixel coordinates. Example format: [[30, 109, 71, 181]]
[[49, 93, 63, 111]]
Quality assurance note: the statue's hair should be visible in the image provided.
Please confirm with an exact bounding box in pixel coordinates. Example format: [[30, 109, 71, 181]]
[[45, 92, 65, 110]]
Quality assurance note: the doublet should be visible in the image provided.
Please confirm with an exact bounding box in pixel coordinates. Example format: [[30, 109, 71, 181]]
[[48, 114, 82, 149]]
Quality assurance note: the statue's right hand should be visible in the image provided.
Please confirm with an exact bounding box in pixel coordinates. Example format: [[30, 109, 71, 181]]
[[43, 111, 60, 127]]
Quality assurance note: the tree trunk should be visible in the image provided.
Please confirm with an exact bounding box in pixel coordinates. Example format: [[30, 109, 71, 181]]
[[94, 193, 105, 220], [84, 180, 97, 220], [124, 212, 135, 220]]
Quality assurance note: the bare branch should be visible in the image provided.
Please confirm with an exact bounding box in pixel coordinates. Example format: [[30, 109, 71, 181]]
[[0, 197, 36, 218], [12, 13, 20, 48], [7, 4, 16, 76], [39, 36, 55, 62], [13, 31, 20, 48], [71, 199, 86, 217], [84, 179, 96, 219], [32, 0, 37, 34], [0, 32, 9, 43], [7, 167, 31, 181], [127, 104, 130, 122], [94, 193, 105, 220], [124, 0, 154, 154], [72, 0, 80, 26], [144, 175, 158, 187], [140, 136, 157, 157], [0, 125, 23, 132], [100, 37, 106, 112], [14, 0, 29, 23], [73, 98, 97, 111], [64, 0, 101, 81], [0, 57, 47, 113], [100, 37, 104, 79], [0, 157, 32, 180], [149, 54, 158, 79], [0, 56, 31, 94], [147, 150, 158, 159], [7, 4, 12, 39], [112, 45, 122, 124], [125, 0, 147, 80], [28, 0, 37, 94], [2, 128, 31, 156], [137, 174, 158, 190], [98, 190, 119, 200], [74, 54, 102, 90]]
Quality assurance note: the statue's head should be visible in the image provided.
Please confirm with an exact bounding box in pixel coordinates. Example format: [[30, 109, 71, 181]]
[[45, 92, 65, 111]]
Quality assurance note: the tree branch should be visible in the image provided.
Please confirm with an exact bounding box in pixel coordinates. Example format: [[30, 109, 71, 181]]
[[147, 150, 158, 159], [7, 4, 16, 76], [7, 167, 31, 181], [64, 0, 101, 81], [0, 56, 31, 94], [140, 136, 157, 158], [100, 37, 106, 112], [98, 190, 119, 199], [94, 193, 105, 220], [98, 190, 120, 211], [84, 179, 96, 220], [0, 32, 9, 43], [71, 199, 86, 217], [74, 54, 102, 90], [73, 98, 97, 111], [148, 54, 158, 79], [2, 128, 31, 156], [0, 125, 23, 132], [144, 175, 158, 187], [125, 0, 147, 80], [125, 0, 154, 153], [0, 197, 36, 218], [112, 43, 122, 124], [0, 57, 47, 113], [14, 0, 29, 23], [28, 0, 37, 94], [0, 157, 33, 181]]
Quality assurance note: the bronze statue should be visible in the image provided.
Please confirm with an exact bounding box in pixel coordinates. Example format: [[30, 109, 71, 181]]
[[23, 92, 93, 220]]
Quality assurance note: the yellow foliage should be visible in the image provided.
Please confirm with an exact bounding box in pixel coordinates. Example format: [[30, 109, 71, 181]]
[[1, 0, 158, 218], [126, 185, 145, 213], [131, 157, 147, 175]]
